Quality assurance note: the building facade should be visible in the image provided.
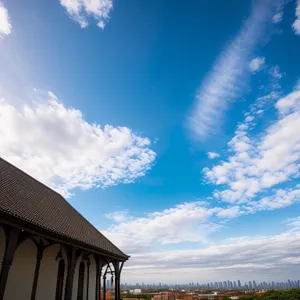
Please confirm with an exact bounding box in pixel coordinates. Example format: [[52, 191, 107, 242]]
[[0, 158, 129, 300]]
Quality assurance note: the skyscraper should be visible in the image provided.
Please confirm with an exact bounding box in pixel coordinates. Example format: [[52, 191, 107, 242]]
[[238, 280, 241, 288], [227, 280, 232, 289]]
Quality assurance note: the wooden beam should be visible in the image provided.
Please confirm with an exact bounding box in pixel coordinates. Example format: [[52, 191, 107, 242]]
[[114, 261, 120, 300], [103, 275, 107, 300], [30, 241, 44, 300], [64, 246, 76, 300]]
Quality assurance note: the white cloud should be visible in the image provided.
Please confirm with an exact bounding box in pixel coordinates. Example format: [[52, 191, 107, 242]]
[[216, 206, 242, 218], [249, 57, 265, 73], [121, 231, 300, 282], [104, 202, 222, 251], [268, 65, 284, 79], [246, 186, 300, 212], [60, 0, 113, 29], [257, 91, 281, 102], [0, 91, 156, 197], [104, 200, 271, 254], [276, 89, 300, 114], [207, 152, 220, 159], [0, 3, 11, 37], [272, 12, 283, 24], [105, 210, 131, 222], [295, 78, 300, 90], [272, 0, 286, 24], [284, 216, 300, 232], [204, 87, 300, 204], [293, 0, 300, 35], [188, 1, 275, 140]]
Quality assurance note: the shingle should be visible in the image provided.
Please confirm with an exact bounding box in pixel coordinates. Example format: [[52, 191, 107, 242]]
[[0, 158, 128, 260]]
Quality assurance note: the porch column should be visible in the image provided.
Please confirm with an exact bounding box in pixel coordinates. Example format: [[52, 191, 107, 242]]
[[30, 242, 44, 300], [95, 257, 102, 300], [86, 258, 90, 300], [95, 260, 99, 300], [115, 275, 120, 300], [114, 263, 119, 300], [114, 261, 123, 300], [64, 247, 76, 300], [119, 262, 124, 300], [0, 227, 20, 300], [103, 275, 106, 300]]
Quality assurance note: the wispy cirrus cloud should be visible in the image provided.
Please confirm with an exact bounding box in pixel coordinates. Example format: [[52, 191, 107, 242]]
[[272, 0, 286, 24], [188, 1, 276, 140], [293, 0, 300, 35], [284, 216, 300, 232], [60, 0, 113, 29], [272, 12, 283, 24], [0, 91, 156, 198], [0, 3, 11, 37]]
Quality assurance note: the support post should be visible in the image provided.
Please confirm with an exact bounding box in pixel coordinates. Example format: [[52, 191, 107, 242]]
[[64, 247, 76, 300], [103, 275, 106, 300], [86, 258, 90, 300], [95, 259, 99, 300], [98, 267, 102, 300], [114, 263, 119, 300], [0, 227, 20, 300], [114, 261, 122, 300], [115, 276, 120, 300], [95, 256, 103, 300], [118, 261, 124, 300], [30, 242, 44, 300]]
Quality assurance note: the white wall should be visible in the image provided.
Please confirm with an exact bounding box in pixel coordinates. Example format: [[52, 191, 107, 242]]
[[35, 243, 68, 300], [0, 227, 5, 274], [4, 238, 37, 300], [72, 255, 80, 300]]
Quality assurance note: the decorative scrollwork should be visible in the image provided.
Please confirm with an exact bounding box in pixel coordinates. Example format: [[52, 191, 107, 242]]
[[55, 244, 63, 261]]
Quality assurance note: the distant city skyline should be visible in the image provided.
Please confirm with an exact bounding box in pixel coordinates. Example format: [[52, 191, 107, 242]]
[[121, 279, 300, 290]]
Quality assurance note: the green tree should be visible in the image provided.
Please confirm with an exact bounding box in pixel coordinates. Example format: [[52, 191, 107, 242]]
[[239, 289, 300, 300]]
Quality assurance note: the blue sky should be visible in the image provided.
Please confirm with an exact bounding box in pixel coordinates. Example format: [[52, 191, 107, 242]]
[[1, 0, 300, 284]]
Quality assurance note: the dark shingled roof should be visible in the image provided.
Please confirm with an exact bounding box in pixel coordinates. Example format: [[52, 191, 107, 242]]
[[0, 158, 128, 260]]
